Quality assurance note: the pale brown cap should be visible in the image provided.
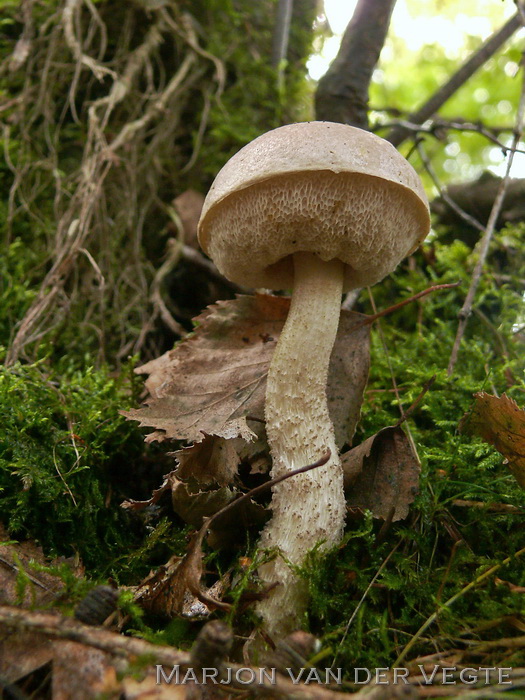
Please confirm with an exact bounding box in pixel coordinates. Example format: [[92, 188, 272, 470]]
[[198, 121, 430, 290]]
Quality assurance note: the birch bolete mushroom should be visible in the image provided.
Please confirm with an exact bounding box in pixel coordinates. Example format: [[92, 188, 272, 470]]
[[198, 121, 430, 636]]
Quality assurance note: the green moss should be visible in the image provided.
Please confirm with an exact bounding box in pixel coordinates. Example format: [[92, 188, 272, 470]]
[[295, 225, 525, 671], [186, 0, 317, 181], [0, 360, 150, 574]]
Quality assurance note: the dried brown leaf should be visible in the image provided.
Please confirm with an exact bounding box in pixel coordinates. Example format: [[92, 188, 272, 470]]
[[459, 392, 525, 489], [121, 470, 177, 511], [170, 477, 235, 527], [134, 456, 329, 618], [174, 434, 239, 486], [0, 525, 89, 687], [0, 629, 53, 685], [173, 189, 205, 249], [0, 524, 79, 607], [136, 528, 231, 618], [123, 294, 370, 449], [52, 640, 114, 700], [171, 476, 268, 548], [343, 426, 420, 521]]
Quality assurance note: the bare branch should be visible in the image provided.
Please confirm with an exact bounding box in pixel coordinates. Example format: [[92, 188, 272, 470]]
[[386, 13, 522, 146], [447, 58, 525, 375], [379, 117, 525, 155], [315, 0, 396, 128], [416, 140, 486, 232]]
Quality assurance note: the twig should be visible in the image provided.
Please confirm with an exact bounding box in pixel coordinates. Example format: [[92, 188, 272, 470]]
[[87, 14, 167, 133], [181, 89, 212, 173], [447, 58, 525, 375], [383, 117, 525, 156], [416, 139, 485, 232], [107, 53, 196, 153], [149, 239, 188, 336], [62, 0, 116, 82], [345, 282, 461, 335], [159, 9, 225, 97], [393, 375, 436, 428], [0, 606, 190, 665], [7, 0, 35, 73], [471, 635, 525, 652], [0, 607, 354, 699], [204, 451, 331, 533], [452, 499, 522, 513], [271, 0, 293, 69], [0, 557, 50, 592], [379, 117, 525, 156], [387, 13, 523, 146]]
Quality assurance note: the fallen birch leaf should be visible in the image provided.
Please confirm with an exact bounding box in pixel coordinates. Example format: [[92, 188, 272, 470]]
[[459, 392, 525, 489], [174, 434, 239, 486], [123, 294, 370, 448], [170, 474, 268, 546], [170, 477, 235, 527], [52, 640, 114, 700], [122, 466, 268, 550], [121, 470, 180, 512], [0, 524, 67, 608], [122, 295, 278, 443], [0, 525, 104, 692], [135, 527, 231, 618], [343, 426, 420, 521]]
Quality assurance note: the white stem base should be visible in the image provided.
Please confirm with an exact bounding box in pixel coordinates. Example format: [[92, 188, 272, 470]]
[[256, 251, 346, 638]]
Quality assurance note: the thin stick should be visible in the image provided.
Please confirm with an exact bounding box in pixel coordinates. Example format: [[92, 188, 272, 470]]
[[357, 282, 460, 329], [416, 139, 485, 232], [203, 451, 331, 534], [0, 606, 189, 665], [393, 374, 436, 428], [0, 606, 353, 699], [271, 0, 293, 68], [387, 13, 522, 147], [447, 60, 525, 375], [380, 117, 525, 156]]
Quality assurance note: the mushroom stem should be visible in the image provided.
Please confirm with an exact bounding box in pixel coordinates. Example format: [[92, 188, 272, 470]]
[[257, 251, 346, 636]]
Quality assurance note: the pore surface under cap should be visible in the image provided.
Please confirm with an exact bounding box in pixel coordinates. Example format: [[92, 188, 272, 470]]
[[198, 122, 430, 290]]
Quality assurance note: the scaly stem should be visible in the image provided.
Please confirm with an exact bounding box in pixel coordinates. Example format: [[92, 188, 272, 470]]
[[256, 251, 346, 637]]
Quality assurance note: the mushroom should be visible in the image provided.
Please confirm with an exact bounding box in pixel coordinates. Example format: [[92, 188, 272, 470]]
[[197, 121, 430, 637]]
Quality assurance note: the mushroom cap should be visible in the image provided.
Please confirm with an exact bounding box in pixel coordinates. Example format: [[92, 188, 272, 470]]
[[198, 121, 430, 291]]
